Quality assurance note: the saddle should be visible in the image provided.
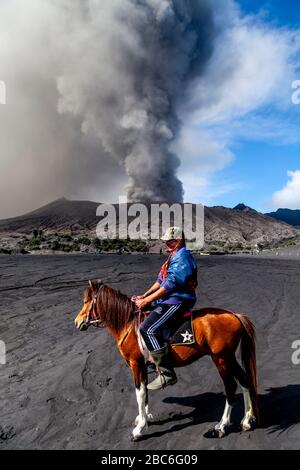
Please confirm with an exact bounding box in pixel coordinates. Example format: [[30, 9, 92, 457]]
[[164, 310, 195, 346], [135, 309, 195, 360]]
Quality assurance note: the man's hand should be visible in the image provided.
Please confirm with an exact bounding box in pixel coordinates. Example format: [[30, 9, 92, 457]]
[[135, 297, 150, 311], [135, 286, 168, 310], [131, 294, 146, 303]]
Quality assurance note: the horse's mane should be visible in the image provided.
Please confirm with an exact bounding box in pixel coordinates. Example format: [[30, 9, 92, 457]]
[[97, 285, 135, 333]]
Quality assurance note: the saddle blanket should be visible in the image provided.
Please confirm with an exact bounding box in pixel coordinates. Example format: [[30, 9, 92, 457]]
[[137, 311, 196, 363], [168, 312, 195, 346]]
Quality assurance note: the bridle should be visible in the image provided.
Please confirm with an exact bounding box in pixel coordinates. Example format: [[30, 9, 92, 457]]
[[86, 284, 106, 328], [83, 282, 141, 336]]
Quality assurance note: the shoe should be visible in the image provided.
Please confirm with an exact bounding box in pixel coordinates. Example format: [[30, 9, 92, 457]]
[[147, 346, 177, 391]]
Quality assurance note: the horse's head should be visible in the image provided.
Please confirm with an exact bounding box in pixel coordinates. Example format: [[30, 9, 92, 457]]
[[74, 279, 104, 331]]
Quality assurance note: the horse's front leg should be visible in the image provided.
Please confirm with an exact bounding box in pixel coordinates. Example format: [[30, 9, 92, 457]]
[[131, 361, 148, 441], [134, 403, 154, 426]]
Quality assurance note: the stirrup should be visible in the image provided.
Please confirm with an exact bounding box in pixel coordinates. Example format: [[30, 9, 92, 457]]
[[147, 371, 177, 391]]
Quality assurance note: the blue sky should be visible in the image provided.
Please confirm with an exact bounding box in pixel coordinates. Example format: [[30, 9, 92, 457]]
[[239, 0, 300, 27], [180, 0, 300, 212]]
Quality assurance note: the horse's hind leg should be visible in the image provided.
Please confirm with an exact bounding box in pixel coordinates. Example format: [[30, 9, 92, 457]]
[[232, 359, 257, 431], [211, 355, 238, 438]]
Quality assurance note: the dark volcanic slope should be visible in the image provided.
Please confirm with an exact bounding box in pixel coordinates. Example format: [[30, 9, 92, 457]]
[[0, 198, 100, 233], [266, 208, 300, 228], [0, 255, 299, 450], [0, 198, 298, 246]]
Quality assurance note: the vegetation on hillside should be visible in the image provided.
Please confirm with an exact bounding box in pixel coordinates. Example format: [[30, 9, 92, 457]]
[[12, 230, 150, 254]]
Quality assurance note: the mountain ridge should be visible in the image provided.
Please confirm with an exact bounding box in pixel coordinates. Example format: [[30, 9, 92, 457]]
[[0, 199, 299, 250], [266, 208, 300, 227]]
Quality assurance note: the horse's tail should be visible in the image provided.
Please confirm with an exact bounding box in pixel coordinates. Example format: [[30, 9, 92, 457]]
[[235, 313, 260, 423]]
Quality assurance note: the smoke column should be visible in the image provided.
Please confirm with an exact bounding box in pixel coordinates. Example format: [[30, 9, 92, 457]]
[[1, 0, 293, 217], [56, 0, 216, 203]]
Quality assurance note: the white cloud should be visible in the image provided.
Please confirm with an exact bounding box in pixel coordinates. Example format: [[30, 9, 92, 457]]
[[272, 171, 300, 209], [188, 23, 300, 125], [176, 4, 300, 202], [173, 127, 233, 175], [172, 126, 235, 203]]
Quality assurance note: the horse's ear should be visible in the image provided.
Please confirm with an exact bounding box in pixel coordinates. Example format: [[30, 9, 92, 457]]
[[88, 280, 94, 292]]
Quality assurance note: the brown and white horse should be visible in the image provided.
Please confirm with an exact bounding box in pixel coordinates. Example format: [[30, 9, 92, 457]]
[[74, 279, 260, 441]]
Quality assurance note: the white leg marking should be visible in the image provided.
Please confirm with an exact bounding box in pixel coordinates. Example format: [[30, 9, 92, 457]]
[[145, 403, 154, 422], [132, 383, 147, 440], [136, 404, 154, 425], [240, 386, 256, 431], [215, 400, 233, 437]]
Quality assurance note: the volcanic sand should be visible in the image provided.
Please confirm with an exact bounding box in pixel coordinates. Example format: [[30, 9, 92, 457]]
[[0, 254, 299, 450]]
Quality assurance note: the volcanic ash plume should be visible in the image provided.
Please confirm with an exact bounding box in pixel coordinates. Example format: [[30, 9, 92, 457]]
[[56, 0, 216, 203]]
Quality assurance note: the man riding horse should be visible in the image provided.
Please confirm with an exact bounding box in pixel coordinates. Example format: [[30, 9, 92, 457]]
[[134, 226, 198, 391], [75, 239, 259, 440]]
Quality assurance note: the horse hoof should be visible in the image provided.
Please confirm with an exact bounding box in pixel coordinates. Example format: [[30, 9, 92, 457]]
[[216, 429, 226, 439], [130, 433, 142, 442], [204, 427, 226, 439], [241, 417, 257, 432]]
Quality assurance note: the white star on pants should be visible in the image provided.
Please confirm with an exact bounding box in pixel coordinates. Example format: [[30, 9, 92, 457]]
[[181, 330, 193, 343]]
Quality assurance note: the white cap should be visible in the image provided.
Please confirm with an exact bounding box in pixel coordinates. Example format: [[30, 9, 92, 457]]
[[161, 226, 183, 241]]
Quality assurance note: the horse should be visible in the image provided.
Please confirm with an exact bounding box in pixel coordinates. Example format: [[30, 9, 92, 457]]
[[74, 279, 259, 441]]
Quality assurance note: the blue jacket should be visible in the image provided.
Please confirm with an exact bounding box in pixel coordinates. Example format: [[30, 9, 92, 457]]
[[157, 247, 198, 303]]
